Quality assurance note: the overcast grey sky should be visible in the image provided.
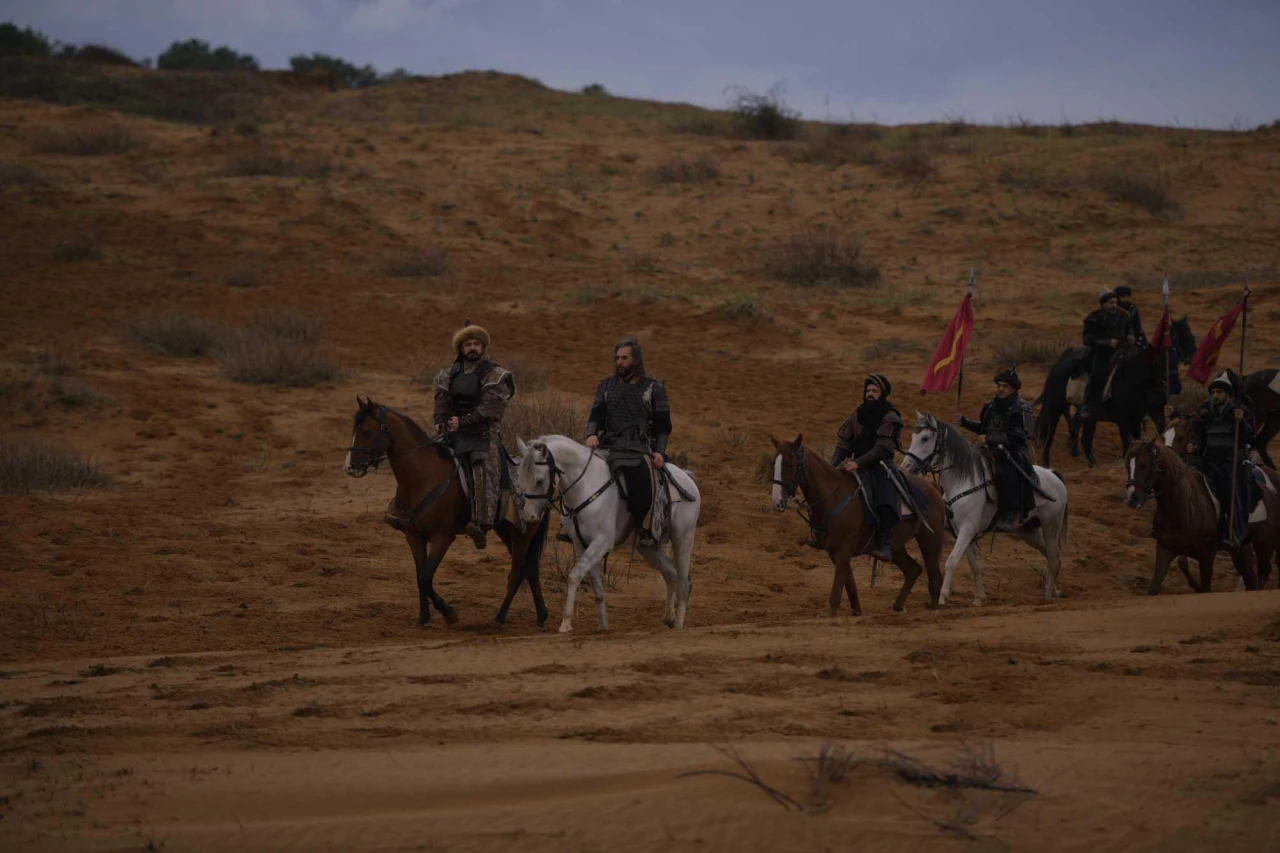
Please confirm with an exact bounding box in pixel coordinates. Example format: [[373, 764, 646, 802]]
[[4, 0, 1278, 128]]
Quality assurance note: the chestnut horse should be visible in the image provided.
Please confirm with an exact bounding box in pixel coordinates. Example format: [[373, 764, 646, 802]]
[[343, 397, 551, 627], [1123, 438, 1279, 594], [769, 435, 945, 615]]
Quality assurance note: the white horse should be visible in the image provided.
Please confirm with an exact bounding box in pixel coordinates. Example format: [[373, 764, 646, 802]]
[[901, 411, 1069, 605], [515, 435, 701, 632]]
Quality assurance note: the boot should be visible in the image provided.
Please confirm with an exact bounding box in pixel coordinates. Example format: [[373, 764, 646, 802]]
[[464, 465, 487, 549], [637, 520, 657, 548], [868, 507, 896, 561]]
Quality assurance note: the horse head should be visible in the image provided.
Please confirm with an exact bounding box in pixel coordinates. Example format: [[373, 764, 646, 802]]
[[768, 434, 805, 511], [902, 411, 942, 475], [1161, 415, 1190, 455], [344, 396, 390, 477], [515, 437, 556, 524], [1124, 439, 1166, 508], [1172, 316, 1196, 365]]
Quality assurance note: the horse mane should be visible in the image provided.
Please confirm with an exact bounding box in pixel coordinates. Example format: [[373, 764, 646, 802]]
[[364, 404, 451, 460], [935, 419, 988, 483], [1129, 439, 1215, 527]]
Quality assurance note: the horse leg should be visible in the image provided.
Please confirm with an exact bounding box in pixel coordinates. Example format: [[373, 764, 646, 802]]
[[830, 545, 860, 616], [1233, 546, 1259, 591], [890, 547, 923, 614], [1197, 552, 1214, 593], [586, 564, 608, 631], [827, 557, 846, 618], [1148, 545, 1174, 596], [1042, 409, 1057, 468], [963, 542, 987, 605], [640, 544, 680, 627], [1174, 557, 1198, 591], [405, 533, 432, 625], [424, 533, 458, 625], [559, 538, 611, 633], [520, 516, 551, 628], [939, 529, 973, 607], [494, 558, 522, 625], [1080, 417, 1098, 467], [1068, 407, 1081, 458], [671, 512, 698, 630]]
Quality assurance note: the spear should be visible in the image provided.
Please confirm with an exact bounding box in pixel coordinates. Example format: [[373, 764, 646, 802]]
[[1226, 278, 1251, 549], [1162, 276, 1171, 406], [957, 266, 975, 408]]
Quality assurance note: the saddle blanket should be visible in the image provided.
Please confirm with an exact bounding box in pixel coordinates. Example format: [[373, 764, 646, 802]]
[[1197, 465, 1272, 524], [1269, 371, 1280, 397]]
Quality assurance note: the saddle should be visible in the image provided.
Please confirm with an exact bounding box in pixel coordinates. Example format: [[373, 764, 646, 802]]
[[610, 454, 675, 543], [451, 448, 518, 528]]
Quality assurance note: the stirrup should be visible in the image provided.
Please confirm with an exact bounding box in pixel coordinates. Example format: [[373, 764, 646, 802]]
[[637, 529, 657, 547]]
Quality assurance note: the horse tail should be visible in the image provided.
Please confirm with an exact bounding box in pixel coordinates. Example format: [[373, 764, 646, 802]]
[[522, 510, 550, 581]]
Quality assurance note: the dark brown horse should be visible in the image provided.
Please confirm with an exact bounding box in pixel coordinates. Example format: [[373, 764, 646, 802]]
[[1242, 368, 1280, 469], [343, 397, 550, 627], [769, 435, 945, 615], [1123, 438, 1279, 593]]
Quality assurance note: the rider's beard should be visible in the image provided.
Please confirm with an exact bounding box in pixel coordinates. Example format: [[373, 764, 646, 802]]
[[464, 349, 482, 362], [617, 363, 639, 379]]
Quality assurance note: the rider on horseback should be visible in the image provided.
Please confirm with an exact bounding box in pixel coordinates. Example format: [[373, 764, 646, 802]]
[[957, 367, 1036, 531], [1079, 290, 1135, 421], [1187, 371, 1257, 550], [431, 321, 515, 549], [1114, 285, 1148, 349], [584, 337, 671, 547], [831, 374, 903, 562]]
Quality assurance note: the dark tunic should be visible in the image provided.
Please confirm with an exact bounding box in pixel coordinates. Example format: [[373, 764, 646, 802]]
[[433, 360, 511, 457], [1081, 306, 1135, 408], [831, 401, 903, 513], [586, 372, 672, 524], [960, 394, 1036, 516], [1124, 303, 1148, 349], [1189, 397, 1258, 542]]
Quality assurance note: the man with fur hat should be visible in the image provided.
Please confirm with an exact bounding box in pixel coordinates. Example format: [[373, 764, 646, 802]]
[[431, 320, 515, 549], [585, 337, 671, 547], [1079, 289, 1135, 422], [1114, 285, 1147, 349], [1187, 370, 1257, 549], [830, 374, 903, 561], [957, 367, 1036, 531]]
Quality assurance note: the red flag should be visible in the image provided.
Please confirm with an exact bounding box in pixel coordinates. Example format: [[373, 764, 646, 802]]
[[1187, 299, 1245, 383], [920, 294, 975, 394], [1146, 306, 1172, 362]]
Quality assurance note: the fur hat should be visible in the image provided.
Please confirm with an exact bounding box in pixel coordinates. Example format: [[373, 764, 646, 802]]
[[994, 367, 1021, 390], [1098, 289, 1118, 305], [864, 373, 892, 397], [1114, 285, 1133, 298], [1208, 371, 1234, 394], [451, 318, 490, 352]]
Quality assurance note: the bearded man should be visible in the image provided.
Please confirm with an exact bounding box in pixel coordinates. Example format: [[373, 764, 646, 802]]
[[958, 367, 1036, 530], [1187, 371, 1257, 549], [1079, 289, 1135, 421], [830, 374, 903, 561], [585, 337, 671, 547], [431, 320, 515, 549]]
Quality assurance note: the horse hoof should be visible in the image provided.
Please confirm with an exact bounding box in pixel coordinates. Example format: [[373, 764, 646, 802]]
[[558, 621, 573, 634], [493, 611, 507, 625], [443, 609, 459, 627], [893, 605, 906, 614], [417, 617, 431, 627], [663, 617, 676, 629]]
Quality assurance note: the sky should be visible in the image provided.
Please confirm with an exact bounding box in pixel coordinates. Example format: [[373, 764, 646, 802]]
[[4, 0, 1279, 129]]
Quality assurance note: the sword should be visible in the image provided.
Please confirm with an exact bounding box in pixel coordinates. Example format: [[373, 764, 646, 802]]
[[882, 463, 935, 534], [1007, 455, 1057, 501]]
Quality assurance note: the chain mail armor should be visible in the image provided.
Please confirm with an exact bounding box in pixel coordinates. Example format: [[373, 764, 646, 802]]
[[586, 374, 671, 465]]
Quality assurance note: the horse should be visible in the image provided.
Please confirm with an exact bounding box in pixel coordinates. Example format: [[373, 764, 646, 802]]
[[1161, 416, 1280, 589], [343, 397, 551, 628], [1122, 438, 1280, 594], [1241, 368, 1280, 469], [900, 412, 1070, 605], [769, 435, 945, 615], [1034, 317, 1195, 467], [514, 435, 701, 633]]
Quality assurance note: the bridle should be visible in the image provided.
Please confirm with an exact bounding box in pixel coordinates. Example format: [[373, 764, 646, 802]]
[[902, 422, 947, 476], [521, 444, 618, 545], [347, 405, 437, 475], [771, 443, 851, 537], [1125, 441, 1164, 504]]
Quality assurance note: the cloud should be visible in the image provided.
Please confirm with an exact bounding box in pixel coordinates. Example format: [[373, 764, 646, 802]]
[[340, 0, 474, 35]]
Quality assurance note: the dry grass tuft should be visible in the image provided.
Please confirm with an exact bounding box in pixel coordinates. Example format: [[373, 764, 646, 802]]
[[0, 437, 107, 494], [728, 87, 801, 140], [764, 227, 881, 288], [987, 334, 1071, 367], [646, 154, 720, 184], [0, 163, 48, 187], [502, 393, 586, 449], [219, 311, 339, 387], [883, 140, 938, 180], [34, 124, 141, 156], [500, 354, 550, 393], [719, 294, 773, 322], [1091, 170, 1180, 216], [51, 234, 101, 261], [384, 247, 450, 277], [227, 148, 333, 179], [130, 314, 221, 358]]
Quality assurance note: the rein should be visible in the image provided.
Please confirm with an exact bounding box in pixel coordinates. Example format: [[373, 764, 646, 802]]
[[348, 405, 439, 474], [1125, 441, 1167, 502], [906, 423, 991, 508], [773, 444, 858, 537], [523, 446, 619, 547]]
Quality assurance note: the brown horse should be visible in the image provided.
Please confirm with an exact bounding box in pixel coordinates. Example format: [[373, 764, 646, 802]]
[[343, 397, 551, 627], [1123, 438, 1279, 594], [1159, 419, 1280, 589], [769, 435, 945, 615], [1242, 368, 1280, 469]]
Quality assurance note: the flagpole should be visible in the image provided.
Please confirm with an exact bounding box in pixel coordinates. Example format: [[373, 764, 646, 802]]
[[1162, 276, 1171, 407], [1239, 277, 1250, 376], [958, 266, 975, 408]]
